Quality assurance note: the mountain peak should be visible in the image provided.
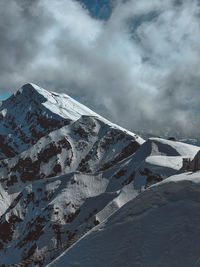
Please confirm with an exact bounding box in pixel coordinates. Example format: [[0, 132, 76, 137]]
[[19, 82, 42, 93], [20, 82, 42, 92], [0, 83, 108, 159], [11, 83, 100, 121], [14, 83, 49, 103]]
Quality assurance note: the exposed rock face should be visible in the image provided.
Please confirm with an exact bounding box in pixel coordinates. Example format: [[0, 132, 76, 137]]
[[183, 149, 200, 172]]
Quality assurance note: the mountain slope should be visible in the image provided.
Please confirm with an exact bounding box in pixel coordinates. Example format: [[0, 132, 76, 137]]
[[48, 171, 200, 267], [0, 171, 137, 266], [0, 115, 143, 196]]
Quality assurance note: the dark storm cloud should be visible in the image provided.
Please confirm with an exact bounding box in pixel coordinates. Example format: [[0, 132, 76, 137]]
[[1, 0, 200, 136]]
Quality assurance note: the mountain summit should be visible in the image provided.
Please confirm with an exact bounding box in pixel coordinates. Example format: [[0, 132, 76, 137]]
[[0, 83, 103, 159]]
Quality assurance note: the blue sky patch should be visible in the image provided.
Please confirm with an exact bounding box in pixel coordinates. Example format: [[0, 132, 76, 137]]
[[0, 92, 10, 101]]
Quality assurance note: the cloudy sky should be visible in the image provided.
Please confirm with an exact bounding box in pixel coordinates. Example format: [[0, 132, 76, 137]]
[[1, 0, 200, 136]]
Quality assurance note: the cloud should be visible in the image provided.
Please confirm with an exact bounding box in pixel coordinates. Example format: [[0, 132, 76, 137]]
[[1, 0, 200, 136], [0, 0, 55, 91]]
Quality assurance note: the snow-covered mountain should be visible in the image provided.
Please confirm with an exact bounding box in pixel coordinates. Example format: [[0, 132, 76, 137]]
[[136, 128, 200, 147], [0, 83, 200, 266], [0, 83, 144, 266], [0, 83, 99, 160]]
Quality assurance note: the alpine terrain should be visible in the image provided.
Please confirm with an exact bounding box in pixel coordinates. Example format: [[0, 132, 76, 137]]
[[0, 83, 200, 267]]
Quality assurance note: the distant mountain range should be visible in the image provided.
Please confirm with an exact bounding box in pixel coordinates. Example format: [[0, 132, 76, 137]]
[[135, 128, 200, 147], [0, 83, 200, 266]]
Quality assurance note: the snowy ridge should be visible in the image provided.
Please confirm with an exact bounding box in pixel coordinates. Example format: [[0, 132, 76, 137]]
[[15, 83, 100, 121], [48, 171, 200, 267]]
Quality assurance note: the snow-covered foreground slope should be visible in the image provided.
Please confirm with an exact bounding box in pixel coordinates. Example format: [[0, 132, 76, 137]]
[[49, 171, 200, 267]]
